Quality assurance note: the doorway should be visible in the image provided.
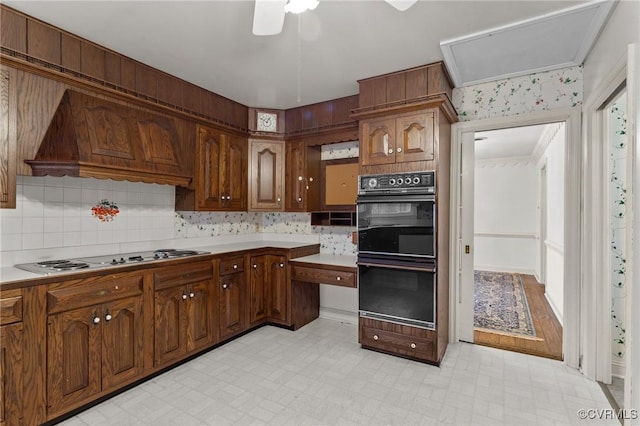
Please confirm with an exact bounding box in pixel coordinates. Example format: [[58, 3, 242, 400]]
[[468, 124, 563, 360], [449, 108, 582, 369]]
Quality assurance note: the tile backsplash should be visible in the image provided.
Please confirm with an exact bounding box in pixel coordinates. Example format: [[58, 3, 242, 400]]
[[2, 176, 357, 257], [1, 176, 175, 251]]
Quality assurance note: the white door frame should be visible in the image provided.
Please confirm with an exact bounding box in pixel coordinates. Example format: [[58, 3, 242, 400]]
[[449, 107, 582, 370], [582, 56, 627, 382]]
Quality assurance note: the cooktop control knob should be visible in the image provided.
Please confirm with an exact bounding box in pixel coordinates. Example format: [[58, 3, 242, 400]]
[[405, 177, 412, 184], [367, 178, 377, 189], [389, 178, 395, 186], [413, 176, 420, 184]]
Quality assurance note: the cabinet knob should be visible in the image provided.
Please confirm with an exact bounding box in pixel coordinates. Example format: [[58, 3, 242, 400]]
[[105, 313, 112, 321], [277, 197, 281, 203], [309, 177, 313, 182], [221, 196, 225, 201], [373, 334, 379, 341], [388, 148, 394, 154], [297, 197, 303, 203], [233, 264, 238, 269], [298, 176, 303, 181], [222, 284, 228, 289], [226, 195, 231, 200], [279, 263, 284, 268], [397, 147, 402, 153], [189, 291, 195, 298], [93, 316, 101, 325], [253, 264, 258, 269], [181, 293, 188, 300], [336, 276, 341, 281], [410, 343, 416, 349]]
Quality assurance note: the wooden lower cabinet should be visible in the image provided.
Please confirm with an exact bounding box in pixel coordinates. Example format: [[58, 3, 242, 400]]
[[46, 295, 143, 416], [0, 322, 23, 426], [219, 257, 247, 340], [359, 317, 439, 364], [153, 262, 216, 367], [249, 254, 288, 326]]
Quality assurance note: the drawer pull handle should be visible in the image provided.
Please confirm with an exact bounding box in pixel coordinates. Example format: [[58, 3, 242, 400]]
[[93, 316, 100, 325], [233, 264, 238, 269], [336, 276, 341, 281], [373, 334, 379, 341], [410, 343, 416, 349]]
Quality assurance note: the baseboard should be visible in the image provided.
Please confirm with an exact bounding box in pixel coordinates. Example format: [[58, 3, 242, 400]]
[[319, 307, 358, 325], [544, 292, 563, 326], [474, 265, 537, 275], [612, 360, 626, 378]]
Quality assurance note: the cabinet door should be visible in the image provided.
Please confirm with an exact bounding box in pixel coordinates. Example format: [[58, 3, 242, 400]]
[[196, 126, 223, 210], [395, 112, 435, 163], [186, 280, 216, 352], [0, 67, 17, 209], [219, 273, 246, 340], [360, 118, 395, 166], [47, 306, 102, 415], [268, 256, 288, 324], [0, 323, 22, 425], [102, 296, 144, 390], [154, 286, 187, 367], [285, 140, 306, 212], [249, 256, 267, 325], [249, 140, 285, 211], [222, 135, 248, 211]]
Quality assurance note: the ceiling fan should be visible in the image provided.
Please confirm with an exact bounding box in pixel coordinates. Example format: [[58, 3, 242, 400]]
[[252, 0, 419, 36]]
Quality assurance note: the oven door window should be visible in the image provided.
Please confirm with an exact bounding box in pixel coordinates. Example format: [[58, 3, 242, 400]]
[[358, 199, 435, 258], [358, 264, 435, 329]]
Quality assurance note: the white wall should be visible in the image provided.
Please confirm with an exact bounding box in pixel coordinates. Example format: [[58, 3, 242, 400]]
[[540, 123, 565, 323], [473, 162, 538, 274]]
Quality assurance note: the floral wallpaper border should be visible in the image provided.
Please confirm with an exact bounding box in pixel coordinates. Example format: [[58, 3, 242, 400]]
[[452, 66, 583, 121]]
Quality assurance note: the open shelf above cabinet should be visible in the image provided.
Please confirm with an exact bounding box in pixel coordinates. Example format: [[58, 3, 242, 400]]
[[311, 211, 356, 227]]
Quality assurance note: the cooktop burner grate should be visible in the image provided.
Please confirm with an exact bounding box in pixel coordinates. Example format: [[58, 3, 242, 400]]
[[37, 260, 71, 267]]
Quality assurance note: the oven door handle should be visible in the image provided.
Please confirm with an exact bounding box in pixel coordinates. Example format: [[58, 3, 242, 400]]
[[357, 262, 436, 273]]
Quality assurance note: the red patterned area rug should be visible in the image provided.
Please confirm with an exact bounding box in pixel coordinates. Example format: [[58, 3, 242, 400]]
[[474, 270, 536, 337]]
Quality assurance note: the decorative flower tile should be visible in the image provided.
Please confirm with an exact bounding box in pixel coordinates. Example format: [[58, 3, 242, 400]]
[[91, 199, 119, 222]]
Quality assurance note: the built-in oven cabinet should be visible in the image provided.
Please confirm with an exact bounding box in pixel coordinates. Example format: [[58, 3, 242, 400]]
[[45, 272, 145, 419], [153, 261, 216, 368], [359, 111, 435, 169], [360, 317, 437, 363]]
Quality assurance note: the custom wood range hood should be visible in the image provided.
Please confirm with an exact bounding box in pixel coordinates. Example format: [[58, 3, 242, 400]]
[[25, 90, 193, 187]]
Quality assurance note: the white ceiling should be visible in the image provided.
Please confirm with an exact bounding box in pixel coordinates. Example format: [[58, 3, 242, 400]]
[[474, 124, 549, 161], [5, 0, 597, 110]]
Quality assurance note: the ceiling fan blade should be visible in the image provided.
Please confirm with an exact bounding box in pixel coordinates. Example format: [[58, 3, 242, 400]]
[[253, 0, 287, 36], [385, 0, 418, 12]]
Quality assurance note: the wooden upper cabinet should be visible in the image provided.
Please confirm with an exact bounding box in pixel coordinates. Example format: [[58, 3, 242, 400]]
[[0, 66, 16, 209], [285, 140, 306, 212], [360, 111, 434, 167], [395, 111, 435, 163], [249, 139, 285, 211], [360, 117, 396, 166], [196, 125, 248, 211]]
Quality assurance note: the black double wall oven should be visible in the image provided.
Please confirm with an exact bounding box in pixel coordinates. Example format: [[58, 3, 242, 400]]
[[357, 171, 437, 329]]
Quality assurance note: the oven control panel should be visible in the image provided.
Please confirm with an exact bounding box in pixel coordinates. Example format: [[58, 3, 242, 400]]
[[358, 171, 435, 194]]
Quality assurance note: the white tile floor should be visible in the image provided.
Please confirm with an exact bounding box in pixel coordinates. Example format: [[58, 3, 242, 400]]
[[58, 319, 616, 426]]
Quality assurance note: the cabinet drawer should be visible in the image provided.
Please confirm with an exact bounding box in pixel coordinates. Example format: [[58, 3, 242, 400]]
[[360, 325, 435, 360], [0, 288, 23, 325], [154, 261, 214, 290], [291, 265, 356, 288], [47, 273, 144, 314], [219, 257, 245, 275]]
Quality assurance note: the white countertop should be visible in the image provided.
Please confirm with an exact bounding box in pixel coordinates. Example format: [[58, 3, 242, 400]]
[[290, 253, 357, 268], [0, 239, 328, 286]]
